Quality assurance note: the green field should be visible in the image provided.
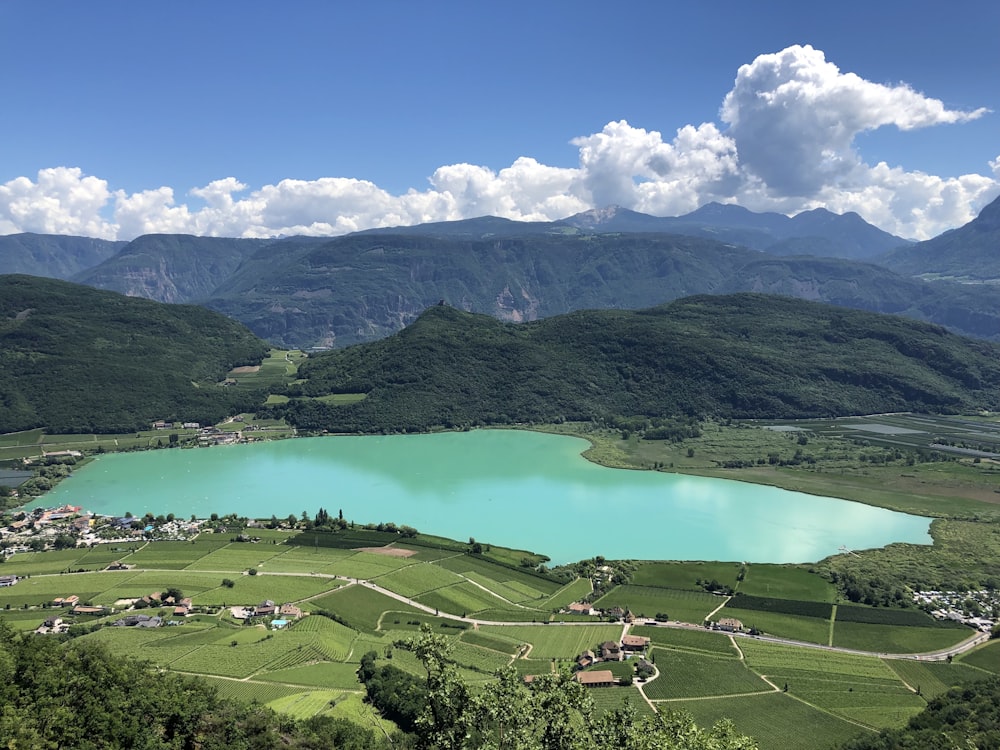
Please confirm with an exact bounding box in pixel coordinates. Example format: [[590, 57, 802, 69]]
[[715, 608, 831, 645], [594, 585, 721, 622], [959, 640, 1000, 673], [738, 564, 836, 602], [674, 692, 869, 750], [831, 621, 972, 654], [308, 584, 423, 632], [479, 625, 622, 660], [643, 648, 770, 700], [884, 658, 988, 698], [631, 625, 740, 657], [629, 561, 744, 591]]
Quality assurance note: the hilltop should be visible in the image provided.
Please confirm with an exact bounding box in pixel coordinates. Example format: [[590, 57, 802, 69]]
[[267, 294, 1000, 433], [0, 275, 269, 433]]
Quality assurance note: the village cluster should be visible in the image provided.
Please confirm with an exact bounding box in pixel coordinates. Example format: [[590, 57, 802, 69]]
[[913, 589, 1000, 632]]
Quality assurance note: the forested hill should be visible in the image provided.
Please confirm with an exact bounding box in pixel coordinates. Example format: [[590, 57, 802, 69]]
[[0, 275, 269, 433], [270, 294, 1000, 433]]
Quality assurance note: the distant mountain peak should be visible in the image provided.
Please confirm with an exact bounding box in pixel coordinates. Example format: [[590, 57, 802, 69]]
[[566, 205, 631, 227]]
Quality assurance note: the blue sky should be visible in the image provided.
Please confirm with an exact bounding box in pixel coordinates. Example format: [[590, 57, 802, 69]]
[[1, 1, 997, 240]]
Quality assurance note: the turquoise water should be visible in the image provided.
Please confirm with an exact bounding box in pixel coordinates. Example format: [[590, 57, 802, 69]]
[[35, 430, 931, 565]]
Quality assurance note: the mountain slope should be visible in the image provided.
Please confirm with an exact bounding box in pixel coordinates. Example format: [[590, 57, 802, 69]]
[[879, 194, 1000, 281], [0, 275, 269, 433], [73, 234, 271, 303], [0, 233, 124, 279], [203, 232, 752, 347], [269, 294, 1000, 433]]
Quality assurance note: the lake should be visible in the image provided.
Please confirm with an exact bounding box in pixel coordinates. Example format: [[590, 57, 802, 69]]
[[34, 430, 931, 565]]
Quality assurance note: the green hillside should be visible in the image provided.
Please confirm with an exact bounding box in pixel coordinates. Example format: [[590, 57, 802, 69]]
[[0, 275, 270, 433], [268, 294, 1000, 432]]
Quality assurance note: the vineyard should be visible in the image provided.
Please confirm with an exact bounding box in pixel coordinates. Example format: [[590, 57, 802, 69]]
[[4, 525, 1000, 748], [643, 648, 769, 700]]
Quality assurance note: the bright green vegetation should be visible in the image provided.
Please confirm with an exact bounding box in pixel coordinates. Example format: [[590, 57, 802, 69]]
[[643, 648, 769, 699], [309, 584, 424, 632], [631, 626, 740, 657], [958, 640, 1000, 673], [593, 585, 721, 623], [718, 609, 832, 645], [738, 640, 926, 730], [738, 564, 838, 601], [630, 561, 744, 591], [478, 625, 623, 660], [3, 524, 998, 748], [267, 295, 1000, 433], [884, 659, 988, 699], [676, 692, 865, 750], [831, 622, 973, 654], [0, 275, 269, 434], [841, 677, 1000, 750]]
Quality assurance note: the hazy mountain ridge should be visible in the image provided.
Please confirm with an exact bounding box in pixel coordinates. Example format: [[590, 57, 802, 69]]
[[0, 233, 125, 279], [879, 194, 1000, 281], [8, 203, 1000, 349]]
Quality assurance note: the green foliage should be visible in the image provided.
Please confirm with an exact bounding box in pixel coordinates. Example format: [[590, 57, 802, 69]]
[[0, 618, 391, 748], [270, 295, 1000, 434], [0, 275, 269, 433], [838, 677, 1000, 749]]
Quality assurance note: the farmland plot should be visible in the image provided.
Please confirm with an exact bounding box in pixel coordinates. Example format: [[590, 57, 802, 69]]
[[415, 582, 515, 616], [832, 621, 971, 654], [715, 609, 830, 645], [594, 585, 719, 623], [588, 688, 655, 718], [183, 545, 286, 571], [631, 625, 739, 657], [480, 625, 622, 660], [738, 565, 836, 602], [126, 542, 213, 569], [199, 677, 302, 706], [631, 561, 743, 591], [376, 563, 465, 598], [540, 578, 593, 610], [322, 552, 412, 580], [739, 639, 899, 681], [258, 661, 364, 689], [267, 690, 342, 719], [675, 692, 865, 750], [643, 648, 769, 700], [959, 640, 1000, 673], [309, 585, 420, 631], [0, 549, 92, 575], [885, 658, 986, 698]]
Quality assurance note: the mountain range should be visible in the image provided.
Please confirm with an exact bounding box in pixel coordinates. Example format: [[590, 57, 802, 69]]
[[1, 196, 998, 348]]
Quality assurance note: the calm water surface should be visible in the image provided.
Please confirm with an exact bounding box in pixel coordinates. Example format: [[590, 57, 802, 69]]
[[36, 430, 931, 565]]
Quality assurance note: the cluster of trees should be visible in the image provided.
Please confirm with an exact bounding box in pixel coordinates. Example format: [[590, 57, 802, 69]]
[[356, 625, 758, 750], [0, 618, 759, 749], [839, 677, 1000, 749], [0, 275, 269, 434], [0, 620, 392, 749], [266, 295, 1000, 435]]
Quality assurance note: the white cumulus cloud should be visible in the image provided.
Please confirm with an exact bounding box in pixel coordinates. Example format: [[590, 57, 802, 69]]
[[720, 44, 989, 200], [0, 45, 996, 243]]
